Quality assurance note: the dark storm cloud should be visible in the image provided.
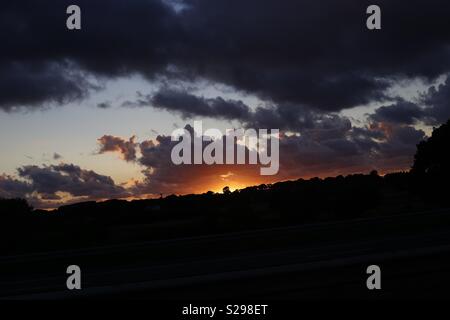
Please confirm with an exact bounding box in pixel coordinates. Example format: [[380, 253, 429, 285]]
[[247, 104, 316, 132], [369, 99, 425, 125], [2, 0, 450, 112], [277, 122, 426, 177], [172, 0, 450, 110], [249, 106, 353, 136], [17, 164, 127, 199], [277, 134, 369, 178], [0, 0, 180, 110], [365, 75, 450, 126], [0, 174, 33, 199], [422, 77, 450, 124], [150, 88, 251, 120], [135, 88, 353, 133], [0, 62, 93, 111], [0, 164, 128, 207], [98, 135, 138, 161]]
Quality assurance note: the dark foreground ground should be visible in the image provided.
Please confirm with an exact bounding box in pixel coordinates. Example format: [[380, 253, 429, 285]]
[[1, 208, 450, 300]]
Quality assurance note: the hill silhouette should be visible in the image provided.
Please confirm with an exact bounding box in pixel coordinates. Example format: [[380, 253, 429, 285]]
[[1, 120, 450, 255]]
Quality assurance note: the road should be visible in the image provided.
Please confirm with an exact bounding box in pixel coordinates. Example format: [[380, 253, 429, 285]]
[[2, 209, 450, 299]]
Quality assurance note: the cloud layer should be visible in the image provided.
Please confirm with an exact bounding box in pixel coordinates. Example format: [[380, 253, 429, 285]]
[[2, 0, 450, 112], [0, 164, 128, 208]]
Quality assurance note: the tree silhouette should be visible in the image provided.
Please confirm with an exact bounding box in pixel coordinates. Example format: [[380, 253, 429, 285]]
[[412, 119, 450, 176], [0, 198, 32, 218], [223, 186, 231, 195]]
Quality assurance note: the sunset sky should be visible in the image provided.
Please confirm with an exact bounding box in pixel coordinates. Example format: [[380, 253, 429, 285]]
[[1, 0, 450, 208]]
